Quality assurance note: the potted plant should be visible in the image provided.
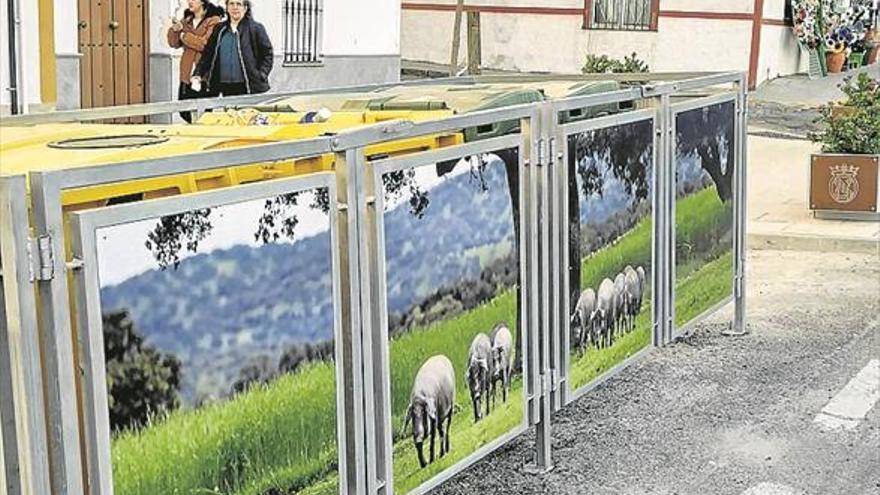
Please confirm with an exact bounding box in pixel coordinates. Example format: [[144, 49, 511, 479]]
[[823, 31, 848, 73], [848, 39, 867, 69], [808, 73, 880, 218]]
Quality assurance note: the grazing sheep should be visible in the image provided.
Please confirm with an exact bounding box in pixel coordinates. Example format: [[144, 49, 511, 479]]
[[596, 278, 616, 348], [466, 333, 493, 422], [489, 323, 513, 407], [624, 269, 641, 331], [403, 355, 456, 468], [570, 288, 597, 353], [613, 272, 627, 338]]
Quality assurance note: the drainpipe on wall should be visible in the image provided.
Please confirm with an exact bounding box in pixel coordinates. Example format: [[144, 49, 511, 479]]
[[6, 0, 26, 114]]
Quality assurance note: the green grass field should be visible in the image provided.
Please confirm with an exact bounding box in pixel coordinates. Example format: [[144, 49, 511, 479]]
[[111, 362, 339, 495], [674, 185, 734, 323], [111, 290, 521, 495]]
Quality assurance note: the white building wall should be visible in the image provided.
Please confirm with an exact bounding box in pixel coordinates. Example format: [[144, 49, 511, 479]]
[[0, 0, 42, 110], [402, 0, 806, 84], [663, 0, 752, 13], [323, 0, 400, 55], [757, 25, 803, 84], [653, 17, 752, 73], [402, 2, 756, 75], [756, 0, 803, 85]]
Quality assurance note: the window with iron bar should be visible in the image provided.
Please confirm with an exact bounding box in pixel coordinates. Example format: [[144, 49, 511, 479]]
[[283, 0, 323, 65], [592, 0, 653, 31]]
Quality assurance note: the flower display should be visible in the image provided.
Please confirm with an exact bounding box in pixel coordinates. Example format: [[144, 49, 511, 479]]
[[794, 0, 876, 55], [792, 0, 823, 49], [820, 0, 874, 52]]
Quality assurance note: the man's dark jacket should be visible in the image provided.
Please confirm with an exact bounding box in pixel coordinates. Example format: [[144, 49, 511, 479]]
[[195, 16, 273, 94]]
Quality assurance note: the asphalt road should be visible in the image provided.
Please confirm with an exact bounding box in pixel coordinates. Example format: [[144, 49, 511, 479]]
[[430, 249, 880, 495]]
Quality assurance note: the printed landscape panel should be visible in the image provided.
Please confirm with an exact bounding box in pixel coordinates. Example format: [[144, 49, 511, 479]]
[[674, 100, 736, 327], [379, 148, 525, 494], [565, 119, 654, 393], [94, 189, 342, 495]]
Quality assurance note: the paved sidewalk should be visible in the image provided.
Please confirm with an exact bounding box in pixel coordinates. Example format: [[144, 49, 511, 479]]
[[747, 136, 880, 255], [746, 65, 879, 255]]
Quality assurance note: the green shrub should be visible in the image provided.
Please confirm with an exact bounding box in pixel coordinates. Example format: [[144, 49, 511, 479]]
[[582, 52, 649, 74], [810, 72, 880, 154]]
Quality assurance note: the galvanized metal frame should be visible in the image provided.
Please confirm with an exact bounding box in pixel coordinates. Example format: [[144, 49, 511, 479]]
[[0, 175, 52, 495], [365, 128, 533, 495], [334, 147, 371, 495], [669, 92, 740, 341], [1, 71, 751, 494], [28, 172, 86, 495], [554, 109, 660, 404], [733, 75, 749, 336], [658, 93, 675, 346], [532, 101, 553, 473], [27, 134, 338, 494], [0, 71, 740, 127], [67, 173, 351, 495]]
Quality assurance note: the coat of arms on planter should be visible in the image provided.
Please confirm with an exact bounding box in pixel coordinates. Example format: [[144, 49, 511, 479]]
[[828, 164, 859, 204], [810, 154, 879, 213]]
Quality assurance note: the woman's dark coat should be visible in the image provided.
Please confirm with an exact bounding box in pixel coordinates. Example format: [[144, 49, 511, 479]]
[[194, 16, 273, 94]]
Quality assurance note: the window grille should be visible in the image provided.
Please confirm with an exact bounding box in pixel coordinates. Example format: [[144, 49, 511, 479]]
[[283, 0, 323, 64], [592, 0, 652, 31]]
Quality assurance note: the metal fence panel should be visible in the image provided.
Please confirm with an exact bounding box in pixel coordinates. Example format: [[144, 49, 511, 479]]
[[365, 132, 532, 494], [671, 94, 739, 338], [68, 173, 353, 495], [557, 110, 658, 403]]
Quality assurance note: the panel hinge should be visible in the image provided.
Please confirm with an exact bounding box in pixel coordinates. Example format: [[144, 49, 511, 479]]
[[536, 138, 546, 167], [28, 235, 54, 282], [549, 368, 558, 392], [547, 137, 557, 166]]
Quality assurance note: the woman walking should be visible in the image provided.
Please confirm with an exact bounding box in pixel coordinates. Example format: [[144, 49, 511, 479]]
[[166, 0, 224, 122], [191, 0, 274, 97]]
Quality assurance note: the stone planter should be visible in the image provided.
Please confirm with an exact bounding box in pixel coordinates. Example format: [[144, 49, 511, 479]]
[[810, 153, 880, 220]]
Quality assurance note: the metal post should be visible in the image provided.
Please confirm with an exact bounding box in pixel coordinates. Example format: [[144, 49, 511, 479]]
[[724, 74, 750, 337], [651, 93, 675, 347], [27, 173, 84, 495], [525, 103, 554, 474], [359, 154, 394, 495], [651, 96, 664, 348], [550, 106, 566, 411], [1, 175, 51, 495], [333, 149, 369, 495], [6, 0, 26, 114]]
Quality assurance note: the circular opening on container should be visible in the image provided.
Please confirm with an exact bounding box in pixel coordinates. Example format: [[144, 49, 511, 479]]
[[47, 134, 170, 150]]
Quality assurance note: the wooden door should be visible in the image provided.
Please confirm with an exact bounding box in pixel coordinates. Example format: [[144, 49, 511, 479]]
[[78, 0, 148, 113]]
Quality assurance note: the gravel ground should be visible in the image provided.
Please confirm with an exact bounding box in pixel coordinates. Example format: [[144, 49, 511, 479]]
[[430, 249, 880, 495]]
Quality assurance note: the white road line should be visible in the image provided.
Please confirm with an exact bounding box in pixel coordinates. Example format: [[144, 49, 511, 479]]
[[814, 359, 880, 432], [740, 482, 803, 495]]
